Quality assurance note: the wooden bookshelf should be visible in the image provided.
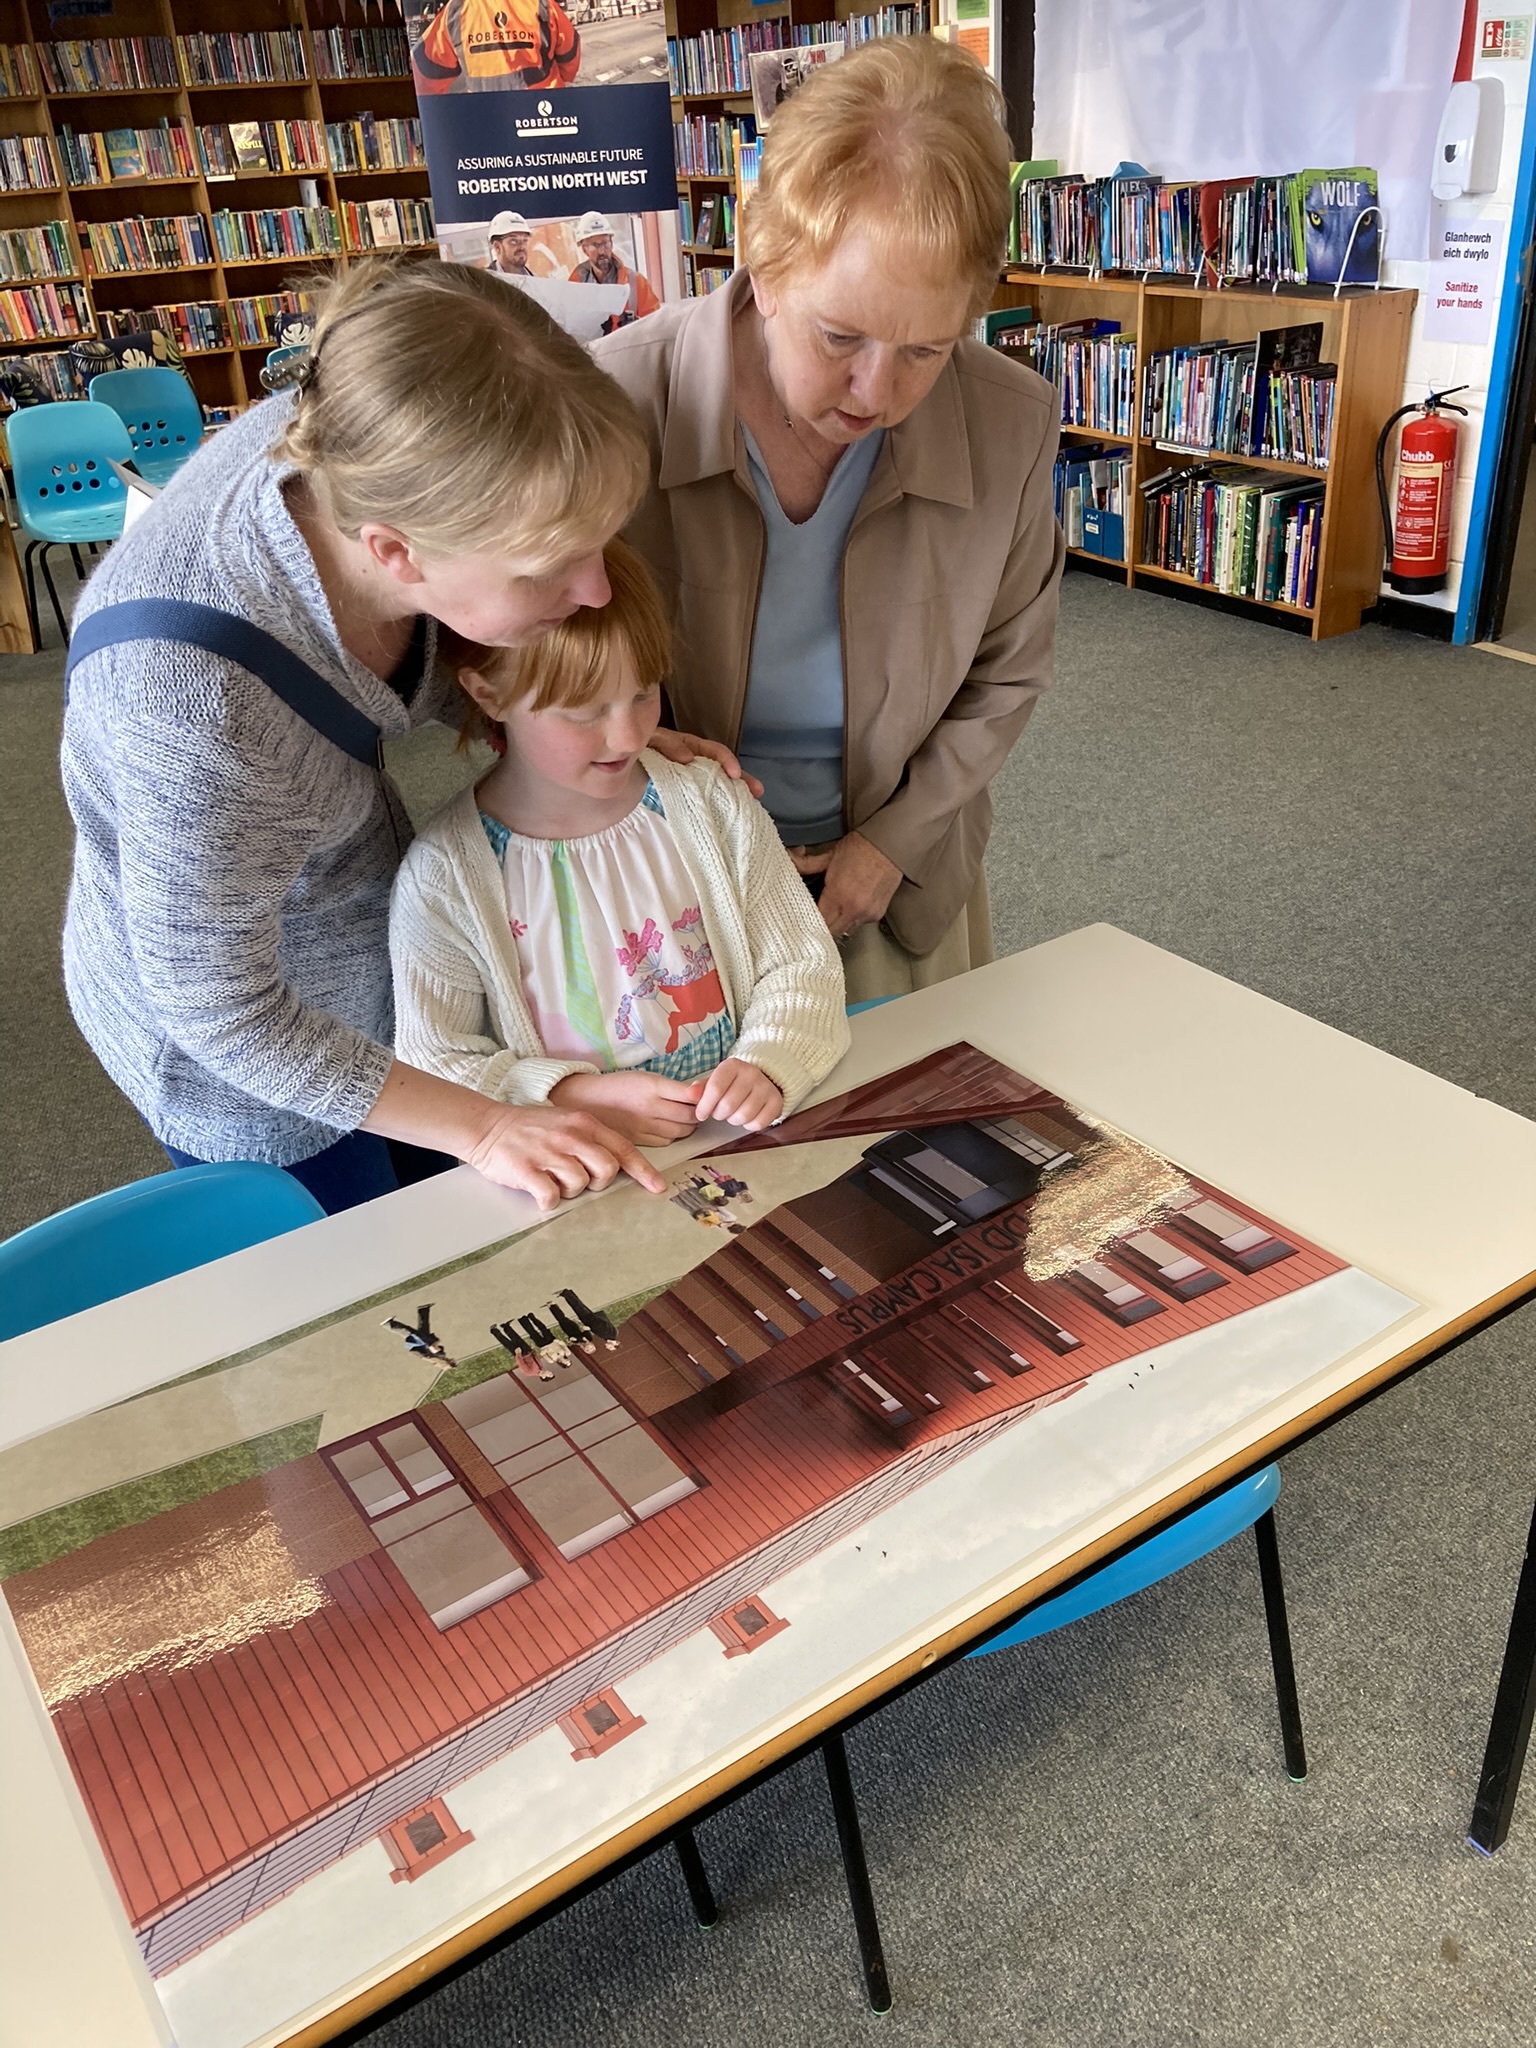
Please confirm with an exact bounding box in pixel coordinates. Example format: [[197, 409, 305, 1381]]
[[0, 0, 429, 413], [996, 268, 1417, 640]]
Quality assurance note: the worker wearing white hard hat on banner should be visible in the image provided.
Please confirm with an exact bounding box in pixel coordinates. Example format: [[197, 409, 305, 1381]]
[[568, 212, 659, 329], [487, 211, 534, 276]]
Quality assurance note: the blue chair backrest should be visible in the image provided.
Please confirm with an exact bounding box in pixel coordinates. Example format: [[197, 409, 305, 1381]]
[[6, 399, 132, 526], [970, 1464, 1283, 1656], [0, 1162, 325, 1343], [87, 366, 202, 475]]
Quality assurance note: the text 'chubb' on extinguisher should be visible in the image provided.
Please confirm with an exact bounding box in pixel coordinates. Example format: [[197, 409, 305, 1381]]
[[1375, 385, 1470, 595]]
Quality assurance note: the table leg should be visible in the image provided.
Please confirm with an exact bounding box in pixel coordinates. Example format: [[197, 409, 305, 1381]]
[[1470, 1493, 1536, 1855], [1253, 1509, 1308, 1782], [821, 1730, 893, 2013], [672, 1824, 718, 1927]]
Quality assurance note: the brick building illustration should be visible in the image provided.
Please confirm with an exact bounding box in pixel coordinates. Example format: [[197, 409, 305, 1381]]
[[1, 1047, 1345, 1976]]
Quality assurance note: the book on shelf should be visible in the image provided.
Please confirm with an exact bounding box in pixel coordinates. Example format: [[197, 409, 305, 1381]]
[[57, 120, 196, 186], [677, 195, 694, 244], [83, 213, 212, 275], [311, 26, 410, 81], [0, 42, 41, 98], [324, 116, 424, 173], [0, 280, 94, 342], [979, 305, 1035, 346], [1141, 462, 1325, 607], [0, 221, 76, 284], [176, 30, 308, 87], [99, 299, 229, 353], [1054, 443, 1131, 557], [1014, 163, 1364, 286], [198, 120, 326, 179], [211, 206, 341, 263], [37, 37, 179, 92], [1141, 325, 1335, 470], [1297, 167, 1380, 287], [0, 349, 77, 406], [105, 130, 145, 181], [227, 289, 314, 346], [0, 134, 59, 193], [673, 109, 756, 180], [694, 193, 719, 247], [667, 12, 926, 98], [341, 196, 434, 251]]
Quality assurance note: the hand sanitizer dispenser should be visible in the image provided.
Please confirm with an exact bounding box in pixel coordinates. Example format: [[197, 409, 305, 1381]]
[[1433, 76, 1504, 201]]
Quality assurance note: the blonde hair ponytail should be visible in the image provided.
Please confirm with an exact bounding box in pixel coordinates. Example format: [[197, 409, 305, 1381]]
[[275, 258, 648, 566]]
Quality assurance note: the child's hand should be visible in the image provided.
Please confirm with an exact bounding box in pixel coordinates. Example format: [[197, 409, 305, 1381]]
[[550, 1070, 705, 1147], [694, 1059, 783, 1131]]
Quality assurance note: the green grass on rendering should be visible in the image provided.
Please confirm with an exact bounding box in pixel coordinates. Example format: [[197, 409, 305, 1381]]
[[0, 1415, 324, 1581]]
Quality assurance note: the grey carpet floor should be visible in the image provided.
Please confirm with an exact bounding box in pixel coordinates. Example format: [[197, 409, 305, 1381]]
[[3, 569, 1535, 2046]]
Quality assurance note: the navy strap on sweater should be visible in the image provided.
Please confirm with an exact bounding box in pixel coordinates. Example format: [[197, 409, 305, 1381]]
[[65, 598, 384, 767]]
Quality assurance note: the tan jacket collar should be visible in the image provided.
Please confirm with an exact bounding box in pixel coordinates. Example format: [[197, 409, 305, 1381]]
[[657, 266, 973, 511]]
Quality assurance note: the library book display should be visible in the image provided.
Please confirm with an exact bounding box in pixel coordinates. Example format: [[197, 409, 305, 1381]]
[[0, 0, 430, 420], [992, 269, 1416, 642], [4, 925, 1534, 2048]]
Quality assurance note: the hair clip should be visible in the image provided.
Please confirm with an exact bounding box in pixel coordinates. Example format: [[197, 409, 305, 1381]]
[[258, 349, 316, 397]]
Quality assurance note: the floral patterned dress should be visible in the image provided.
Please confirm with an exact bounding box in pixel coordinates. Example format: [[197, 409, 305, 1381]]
[[479, 780, 737, 1082]]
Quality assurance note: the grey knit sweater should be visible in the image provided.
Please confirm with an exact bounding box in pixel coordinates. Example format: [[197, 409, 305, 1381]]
[[62, 396, 452, 1164]]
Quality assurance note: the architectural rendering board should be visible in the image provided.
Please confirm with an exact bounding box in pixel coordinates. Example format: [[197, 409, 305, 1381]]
[[0, 1043, 1415, 2048]]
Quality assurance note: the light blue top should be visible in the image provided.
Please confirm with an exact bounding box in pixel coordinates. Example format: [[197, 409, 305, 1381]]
[[739, 423, 885, 846]]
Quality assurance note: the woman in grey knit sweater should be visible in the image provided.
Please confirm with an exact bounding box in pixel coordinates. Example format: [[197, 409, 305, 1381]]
[[62, 261, 736, 1214]]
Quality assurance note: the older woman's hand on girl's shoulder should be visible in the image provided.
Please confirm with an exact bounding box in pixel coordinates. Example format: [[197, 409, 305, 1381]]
[[648, 728, 766, 800], [695, 1058, 783, 1131]]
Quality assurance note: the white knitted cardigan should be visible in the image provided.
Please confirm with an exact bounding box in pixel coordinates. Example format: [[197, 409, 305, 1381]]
[[389, 750, 851, 1115]]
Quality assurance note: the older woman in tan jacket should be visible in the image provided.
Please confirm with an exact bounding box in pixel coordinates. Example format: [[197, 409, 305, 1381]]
[[593, 36, 1062, 1000]]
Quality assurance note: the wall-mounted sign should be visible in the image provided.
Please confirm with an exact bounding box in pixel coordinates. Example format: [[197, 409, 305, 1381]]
[[1480, 15, 1533, 60], [1422, 208, 1507, 344]]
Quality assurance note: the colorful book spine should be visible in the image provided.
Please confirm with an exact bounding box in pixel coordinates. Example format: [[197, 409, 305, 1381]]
[[176, 31, 308, 86], [667, 20, 789, 96], [0, 134, 58, 192], [57, 120, 197, 187], [37, 38, 179, 92], [0, 280, 93, 341], [83, 213, 212, 275], [323, 115, 424, 173], [196, 121, 326, 179], [227, 288, 313, 345], [0, 220, 76, 283], [340, 195, 434, 251], [1, 348, 77, 402], [672, 110, 755, 178], [99, 298, 230, 351], [0, 43, 41, 97], [210, 206, 340, 263], [310, 27, 409, 82]]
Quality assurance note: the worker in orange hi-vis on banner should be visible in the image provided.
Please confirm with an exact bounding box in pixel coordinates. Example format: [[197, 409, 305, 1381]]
[[411, 0, 580, 93], [568, 211, 660, 329]]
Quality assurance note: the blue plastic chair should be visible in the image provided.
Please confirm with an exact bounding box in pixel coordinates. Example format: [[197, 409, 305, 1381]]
[[970, 1462, 1306, 1777], [0, 1162, 325, 1343], [87, 364, 203, 488], [5, 398, 132, 646]]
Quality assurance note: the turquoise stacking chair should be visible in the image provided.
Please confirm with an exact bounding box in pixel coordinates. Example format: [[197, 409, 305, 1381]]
[[87, 364, 203, 487], [969, 1460, 1306, 1774], [0, 1162, 324, 1343], [6, 398, 131, 645]]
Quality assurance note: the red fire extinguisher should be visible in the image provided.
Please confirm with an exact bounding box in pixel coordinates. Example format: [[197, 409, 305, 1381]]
[[1375, 386, 1469, 594]]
